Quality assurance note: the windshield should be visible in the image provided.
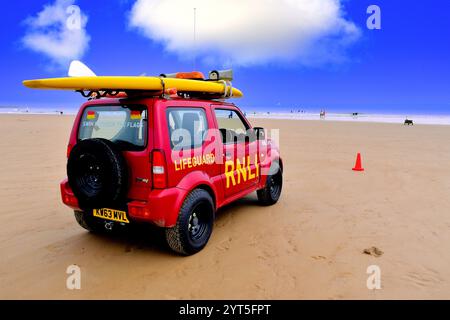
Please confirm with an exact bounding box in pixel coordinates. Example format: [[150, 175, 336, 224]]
[[78, 105, 148, 150]]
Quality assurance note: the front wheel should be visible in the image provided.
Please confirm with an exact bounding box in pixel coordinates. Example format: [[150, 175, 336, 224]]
[[165, 189, 215, 255], [257, 162, 283, 206]]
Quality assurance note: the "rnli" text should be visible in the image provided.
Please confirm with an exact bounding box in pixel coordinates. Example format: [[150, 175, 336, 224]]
[[225, 155, 259, 188]]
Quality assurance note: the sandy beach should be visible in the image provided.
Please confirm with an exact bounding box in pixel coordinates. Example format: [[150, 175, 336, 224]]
[[1, 114, 450, 299]]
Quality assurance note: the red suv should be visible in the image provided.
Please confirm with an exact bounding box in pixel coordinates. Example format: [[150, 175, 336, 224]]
[[61, 96, 283, 255]]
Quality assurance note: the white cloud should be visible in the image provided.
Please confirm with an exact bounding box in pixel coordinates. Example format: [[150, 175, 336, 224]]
[[129, 0, 360, 67], [22, 0, 90, 68]]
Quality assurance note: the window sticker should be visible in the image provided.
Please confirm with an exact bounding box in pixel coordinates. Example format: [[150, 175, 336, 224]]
[[86, 110, 96, 120], [130, 110, 141, 120]]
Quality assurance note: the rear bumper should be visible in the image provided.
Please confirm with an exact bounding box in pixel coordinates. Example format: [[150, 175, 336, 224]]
[[60, 179, 187, 228], [127, 187, 187, 227]]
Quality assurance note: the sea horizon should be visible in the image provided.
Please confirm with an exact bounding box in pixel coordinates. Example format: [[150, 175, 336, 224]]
[[2, 104, 450, 116], [2, 105, 450, 125]]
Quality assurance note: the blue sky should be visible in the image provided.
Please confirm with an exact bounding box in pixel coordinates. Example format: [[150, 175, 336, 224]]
[[1, 0, 450, 114]]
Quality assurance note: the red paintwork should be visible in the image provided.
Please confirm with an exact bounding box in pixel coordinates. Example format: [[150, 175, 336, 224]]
[[60, 97, 282, 227]]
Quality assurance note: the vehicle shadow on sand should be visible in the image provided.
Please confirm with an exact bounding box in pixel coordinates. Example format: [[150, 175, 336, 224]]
[[70, 193, 261, 256], [214, 193, 259, 222]]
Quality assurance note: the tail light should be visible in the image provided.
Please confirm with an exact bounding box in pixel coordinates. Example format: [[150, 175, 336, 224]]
[[60, 181, 79, 209], [151, 149, 167, 189], [62, 193, 79, 208], [67, 143, 74, 158]]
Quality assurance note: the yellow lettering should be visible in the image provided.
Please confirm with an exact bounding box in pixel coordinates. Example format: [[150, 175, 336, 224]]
[[255, 154, 259, 177], [236, 158, 247, 184], [173, 154, 215, 171], [247, 155, 255, 180], [225, 160, 236, 188]]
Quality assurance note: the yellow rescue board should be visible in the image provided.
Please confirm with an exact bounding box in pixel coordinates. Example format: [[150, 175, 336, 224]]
[[22, 76, 243, 98]]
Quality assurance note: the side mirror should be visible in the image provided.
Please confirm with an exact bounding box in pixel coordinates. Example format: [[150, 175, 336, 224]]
[[254, 127, 266, 140]]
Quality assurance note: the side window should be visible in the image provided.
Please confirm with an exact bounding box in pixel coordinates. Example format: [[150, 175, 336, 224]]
[[167, 108, 208, 149], [214, 109, 250, 143]]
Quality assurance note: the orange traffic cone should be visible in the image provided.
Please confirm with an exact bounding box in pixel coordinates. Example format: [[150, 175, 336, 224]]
[[352, 153, 364, 171]]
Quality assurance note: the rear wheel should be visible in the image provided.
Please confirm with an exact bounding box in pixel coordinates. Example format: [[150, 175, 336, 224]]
[[165, 189, 215, 255], [74, 210, 104, 233], [257, 162, 283, 206]]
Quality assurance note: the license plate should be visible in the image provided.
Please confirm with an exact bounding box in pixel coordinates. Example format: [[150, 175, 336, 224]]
[[93, 208, 130, 223]]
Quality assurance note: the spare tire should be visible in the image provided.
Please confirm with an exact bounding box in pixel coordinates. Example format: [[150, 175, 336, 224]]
[[67, 138, 128, 208]]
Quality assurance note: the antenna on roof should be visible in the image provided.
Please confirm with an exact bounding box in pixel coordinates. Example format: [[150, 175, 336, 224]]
[[193, 7, 197, 70]]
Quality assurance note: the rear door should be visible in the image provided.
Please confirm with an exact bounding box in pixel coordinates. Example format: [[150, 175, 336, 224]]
[[77, 103, 151, 201], [212, 106, 260, 198]]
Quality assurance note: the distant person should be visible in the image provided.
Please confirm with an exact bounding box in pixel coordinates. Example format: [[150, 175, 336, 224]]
[[228, 111, 233, 119], [320, 110, 325, 119]]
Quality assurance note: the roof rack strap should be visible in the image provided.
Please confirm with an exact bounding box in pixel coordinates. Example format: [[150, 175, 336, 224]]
[[159, 77, 167, 98], [219, 80, 233, 98]]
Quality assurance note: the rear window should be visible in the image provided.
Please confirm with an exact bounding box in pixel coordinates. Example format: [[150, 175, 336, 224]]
[[78, 105, 147, 150]]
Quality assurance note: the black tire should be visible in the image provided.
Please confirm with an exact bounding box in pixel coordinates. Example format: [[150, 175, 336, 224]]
[[74, 210, 104, 232], [67, 138, 128, 209], [165, 189, 215, 255], [257, 161, 283, 206]]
